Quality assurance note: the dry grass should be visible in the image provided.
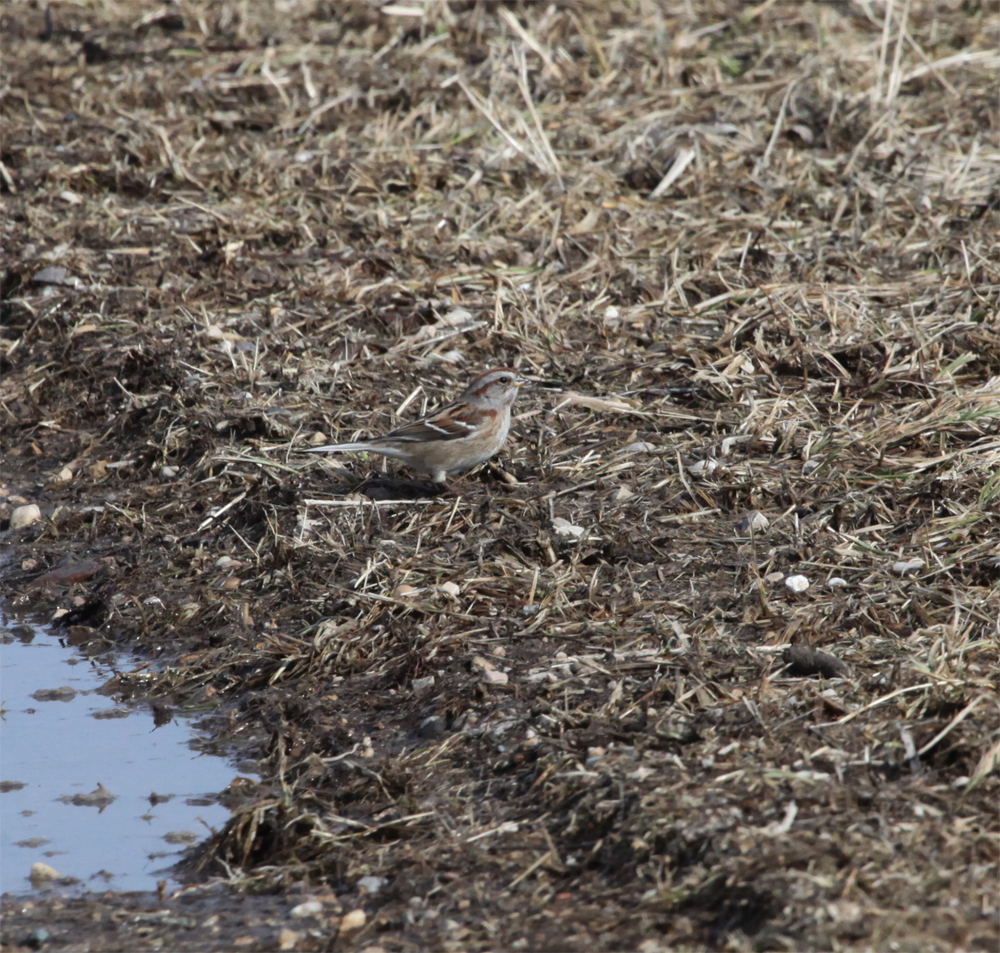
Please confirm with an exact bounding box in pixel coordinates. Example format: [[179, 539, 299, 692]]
[[2, 1, 999, 950]]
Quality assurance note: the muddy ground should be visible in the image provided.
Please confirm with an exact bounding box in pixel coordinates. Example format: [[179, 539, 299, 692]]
[[2, 1, 999, 951]]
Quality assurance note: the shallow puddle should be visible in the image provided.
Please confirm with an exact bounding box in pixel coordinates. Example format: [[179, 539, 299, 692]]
[[0, 615, 252, 894]]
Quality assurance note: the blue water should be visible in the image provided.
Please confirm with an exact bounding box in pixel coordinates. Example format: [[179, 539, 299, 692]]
[[0, 618, 254, 894]]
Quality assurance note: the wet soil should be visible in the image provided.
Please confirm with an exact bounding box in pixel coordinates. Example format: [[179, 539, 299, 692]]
[[2, 888, 335, 953]]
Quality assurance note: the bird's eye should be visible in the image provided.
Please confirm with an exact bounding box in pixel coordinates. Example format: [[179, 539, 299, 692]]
[[499, 376, 510, 384]]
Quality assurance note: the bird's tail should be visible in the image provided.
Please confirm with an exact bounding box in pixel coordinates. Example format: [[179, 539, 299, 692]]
[[305, 443, 372, 453]]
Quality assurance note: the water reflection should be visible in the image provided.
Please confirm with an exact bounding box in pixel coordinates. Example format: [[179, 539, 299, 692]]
[[0, 617, 253, 894]]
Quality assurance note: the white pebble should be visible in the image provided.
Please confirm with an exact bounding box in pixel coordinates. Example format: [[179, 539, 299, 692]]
[[736, 511, 768, 533], [784, 574, 810, 592], [30, 862, 62, 883], [10, 504, 41, 529], [290, 900, 324, 918], [687, 458, 718, 478]]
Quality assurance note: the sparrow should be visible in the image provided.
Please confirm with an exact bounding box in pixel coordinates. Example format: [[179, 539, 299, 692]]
[[307, 367, 524, 485]]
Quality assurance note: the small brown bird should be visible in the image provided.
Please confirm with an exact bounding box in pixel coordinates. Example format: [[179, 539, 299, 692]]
[[307, 367, 524, 485]]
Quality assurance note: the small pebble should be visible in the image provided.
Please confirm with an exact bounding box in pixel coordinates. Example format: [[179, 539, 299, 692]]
[[29, 862, 62, 884], [687, 458, 718, 478], [357, 876, 386, 895], [10, 504, 41, 530], [785, 574, 810, 593], [339, 909, 367, 933], [31, 266, 70, 286], [411, 675, 435, 694], [736, 511, 768, 533], [290, 899, 324, 918]]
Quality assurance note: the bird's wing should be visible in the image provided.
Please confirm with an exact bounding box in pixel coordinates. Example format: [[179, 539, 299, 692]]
[[382, 402, 491, 442]]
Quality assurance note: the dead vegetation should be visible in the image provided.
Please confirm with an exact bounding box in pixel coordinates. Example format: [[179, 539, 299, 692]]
[[1, 0, 999, 950]]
